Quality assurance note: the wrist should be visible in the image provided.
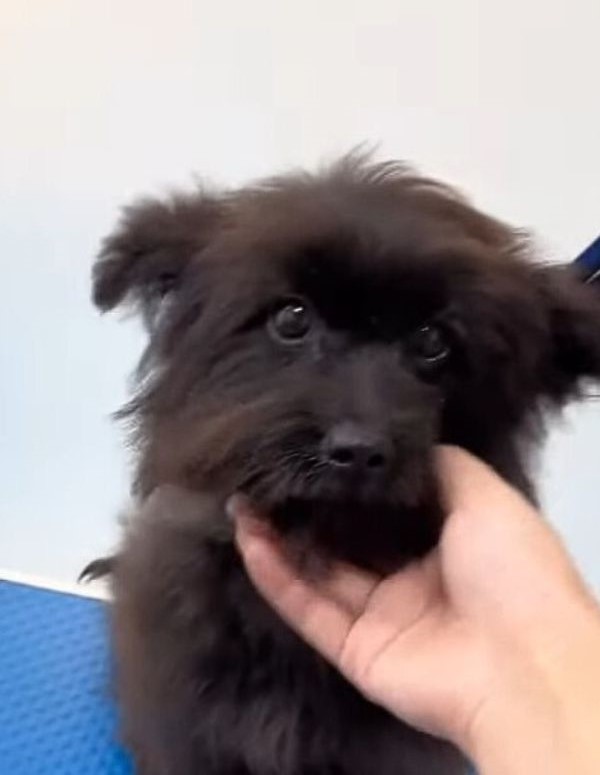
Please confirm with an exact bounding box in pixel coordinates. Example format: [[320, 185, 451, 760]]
[[465, 662, 561, 775], [465, 612, 600, 775]]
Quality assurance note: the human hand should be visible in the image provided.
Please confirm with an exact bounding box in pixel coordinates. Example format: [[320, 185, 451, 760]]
[[231, 447, 600, 774]]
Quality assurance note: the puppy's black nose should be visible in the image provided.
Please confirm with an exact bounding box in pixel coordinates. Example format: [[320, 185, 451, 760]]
[[322, 422, 391, 476]]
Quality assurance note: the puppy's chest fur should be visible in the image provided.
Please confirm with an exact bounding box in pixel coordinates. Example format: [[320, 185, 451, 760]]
[[113, 498, 467, 775]]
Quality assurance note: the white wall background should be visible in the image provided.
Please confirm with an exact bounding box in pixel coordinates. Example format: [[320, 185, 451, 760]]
[[1, 0, 598, 589]]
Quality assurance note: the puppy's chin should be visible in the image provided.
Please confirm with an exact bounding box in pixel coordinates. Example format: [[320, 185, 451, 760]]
[[247, 495, 444, 574]]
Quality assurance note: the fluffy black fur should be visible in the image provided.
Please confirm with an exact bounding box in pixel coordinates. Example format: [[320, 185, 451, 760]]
[[89, 155, 600, 775]]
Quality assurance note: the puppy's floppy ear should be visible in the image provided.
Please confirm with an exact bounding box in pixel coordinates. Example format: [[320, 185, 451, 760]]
[[93, 190, 222, 328], [537, 264, 600, 400]]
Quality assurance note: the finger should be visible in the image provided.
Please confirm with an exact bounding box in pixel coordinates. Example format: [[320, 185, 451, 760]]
[[319, 562, 380, 615], [435, 444, 554, 573], [435, 446, 588, 605], [436, 445, 536, 523], [234, 516, 356, 664]]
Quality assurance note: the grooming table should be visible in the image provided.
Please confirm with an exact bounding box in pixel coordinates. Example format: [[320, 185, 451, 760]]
[[0, 578, 132, 775]]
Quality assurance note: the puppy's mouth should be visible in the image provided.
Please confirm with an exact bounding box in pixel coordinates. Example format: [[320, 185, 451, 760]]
[[235, 455, 443, 572]]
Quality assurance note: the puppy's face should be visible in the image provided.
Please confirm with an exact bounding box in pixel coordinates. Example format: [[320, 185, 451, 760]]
[[94, 158, 600, 569]]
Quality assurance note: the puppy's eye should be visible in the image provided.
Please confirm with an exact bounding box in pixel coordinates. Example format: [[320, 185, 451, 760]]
[[409, 324, 450, 365], [269, 299, 312, 343]]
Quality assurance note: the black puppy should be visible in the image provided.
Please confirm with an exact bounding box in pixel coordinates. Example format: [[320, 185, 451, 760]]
[[90, 156, 600, 775]]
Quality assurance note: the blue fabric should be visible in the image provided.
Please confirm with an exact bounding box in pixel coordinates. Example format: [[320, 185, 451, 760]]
[[0, 580, 132, 775]]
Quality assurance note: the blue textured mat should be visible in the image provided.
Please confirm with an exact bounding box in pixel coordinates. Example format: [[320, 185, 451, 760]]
[[0, 579, 477, 774], [0, 580, 132, 775]]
